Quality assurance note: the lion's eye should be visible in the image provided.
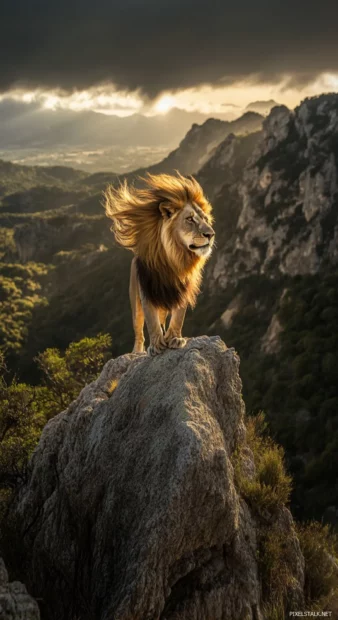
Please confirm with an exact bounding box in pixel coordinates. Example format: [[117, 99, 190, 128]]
[[187, 216, 194, 223]]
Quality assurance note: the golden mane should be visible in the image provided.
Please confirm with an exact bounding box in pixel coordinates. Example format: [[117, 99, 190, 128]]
[[104, 172, 213, 307]]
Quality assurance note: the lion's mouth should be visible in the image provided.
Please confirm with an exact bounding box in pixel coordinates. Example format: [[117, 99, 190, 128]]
[[189, 243, 209, 250]]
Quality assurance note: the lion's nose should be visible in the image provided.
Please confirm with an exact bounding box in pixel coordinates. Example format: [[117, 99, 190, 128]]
[[202, 230, 215, 240]]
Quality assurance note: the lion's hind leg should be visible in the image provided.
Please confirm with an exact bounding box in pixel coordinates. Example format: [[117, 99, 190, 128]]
[[129, 258, 145, 353]]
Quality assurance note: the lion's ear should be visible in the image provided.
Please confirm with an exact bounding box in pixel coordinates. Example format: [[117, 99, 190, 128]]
[[159, 202, 176, 220]]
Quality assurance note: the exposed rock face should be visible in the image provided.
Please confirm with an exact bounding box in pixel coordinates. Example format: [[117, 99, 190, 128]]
[[211, 95, 338, 288], [260, 313, 283, 354], [220, 294, 242, 328], [197, 131, 262, 257], [198, 132, 262, 202], [15, 337, 304, 620], [0, 558, 40, 619]]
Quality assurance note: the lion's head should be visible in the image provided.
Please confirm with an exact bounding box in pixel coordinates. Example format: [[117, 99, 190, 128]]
[[104, 172, 215, 306], [159, 199, 215, 261]]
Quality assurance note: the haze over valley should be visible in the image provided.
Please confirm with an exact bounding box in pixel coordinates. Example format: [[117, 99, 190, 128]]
[[0, 97, 275, 172]]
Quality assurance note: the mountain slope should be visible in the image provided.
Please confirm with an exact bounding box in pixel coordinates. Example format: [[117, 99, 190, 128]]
[[144, 111, 263, 176], [0, 159, 87, 197], [1, 95, 338, 524]]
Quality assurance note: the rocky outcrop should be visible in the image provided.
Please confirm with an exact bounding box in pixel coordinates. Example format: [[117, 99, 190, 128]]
[[0, 558, 40, 620], [15, 337, 304, 620]]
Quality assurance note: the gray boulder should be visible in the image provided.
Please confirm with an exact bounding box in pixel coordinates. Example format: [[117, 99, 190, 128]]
[[0, 558, 39, 620], [15, 336, 303, 619]]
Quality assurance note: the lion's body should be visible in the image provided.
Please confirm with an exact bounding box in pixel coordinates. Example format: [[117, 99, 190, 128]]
[[104, 173, 215, 355]]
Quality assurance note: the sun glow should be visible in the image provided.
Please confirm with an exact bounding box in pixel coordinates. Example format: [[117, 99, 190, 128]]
[[43, 95, 59, 110], [154, 94, 176, 114]]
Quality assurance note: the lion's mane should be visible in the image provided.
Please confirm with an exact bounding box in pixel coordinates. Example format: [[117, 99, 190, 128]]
[[104, 172, 213, 309]]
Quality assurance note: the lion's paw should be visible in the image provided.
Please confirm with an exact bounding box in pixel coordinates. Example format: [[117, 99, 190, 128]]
[[147, 334, 167, 356], [166, 336, 187, 349]]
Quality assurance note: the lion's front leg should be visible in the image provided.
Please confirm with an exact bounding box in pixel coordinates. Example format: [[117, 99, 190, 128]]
[[139, 291, 167, 356], [164, 305, 187, 349]]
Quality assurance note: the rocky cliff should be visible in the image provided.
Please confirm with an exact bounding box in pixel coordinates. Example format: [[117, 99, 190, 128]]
[[14, 337, 304, 620], [187, 95, 338, 526], [211, 95, 338, 289]]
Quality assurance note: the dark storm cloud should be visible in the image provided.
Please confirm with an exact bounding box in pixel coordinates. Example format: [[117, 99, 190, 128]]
[[1, 0, 338, 96]]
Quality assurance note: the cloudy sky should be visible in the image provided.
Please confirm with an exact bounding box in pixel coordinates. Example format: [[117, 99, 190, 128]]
[[1, 0, 338, 117]]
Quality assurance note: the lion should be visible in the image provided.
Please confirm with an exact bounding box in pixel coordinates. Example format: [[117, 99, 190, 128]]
[[104, 172, 215, 355]]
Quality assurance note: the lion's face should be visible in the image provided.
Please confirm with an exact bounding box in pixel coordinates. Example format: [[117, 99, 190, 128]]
[[174, 203, 215, 258]]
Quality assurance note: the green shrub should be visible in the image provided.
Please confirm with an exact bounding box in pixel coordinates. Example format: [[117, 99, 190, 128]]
[[259, 526, 299, 620], [235, 413, 292, 514], [297, 521, 338, 612], [0, 355, 46, 490], [234, 412, 298, 617], [235, 412, 338, 617]]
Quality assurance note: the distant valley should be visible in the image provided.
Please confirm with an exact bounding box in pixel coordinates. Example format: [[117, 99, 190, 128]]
[[0, 98, 274, 172]]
